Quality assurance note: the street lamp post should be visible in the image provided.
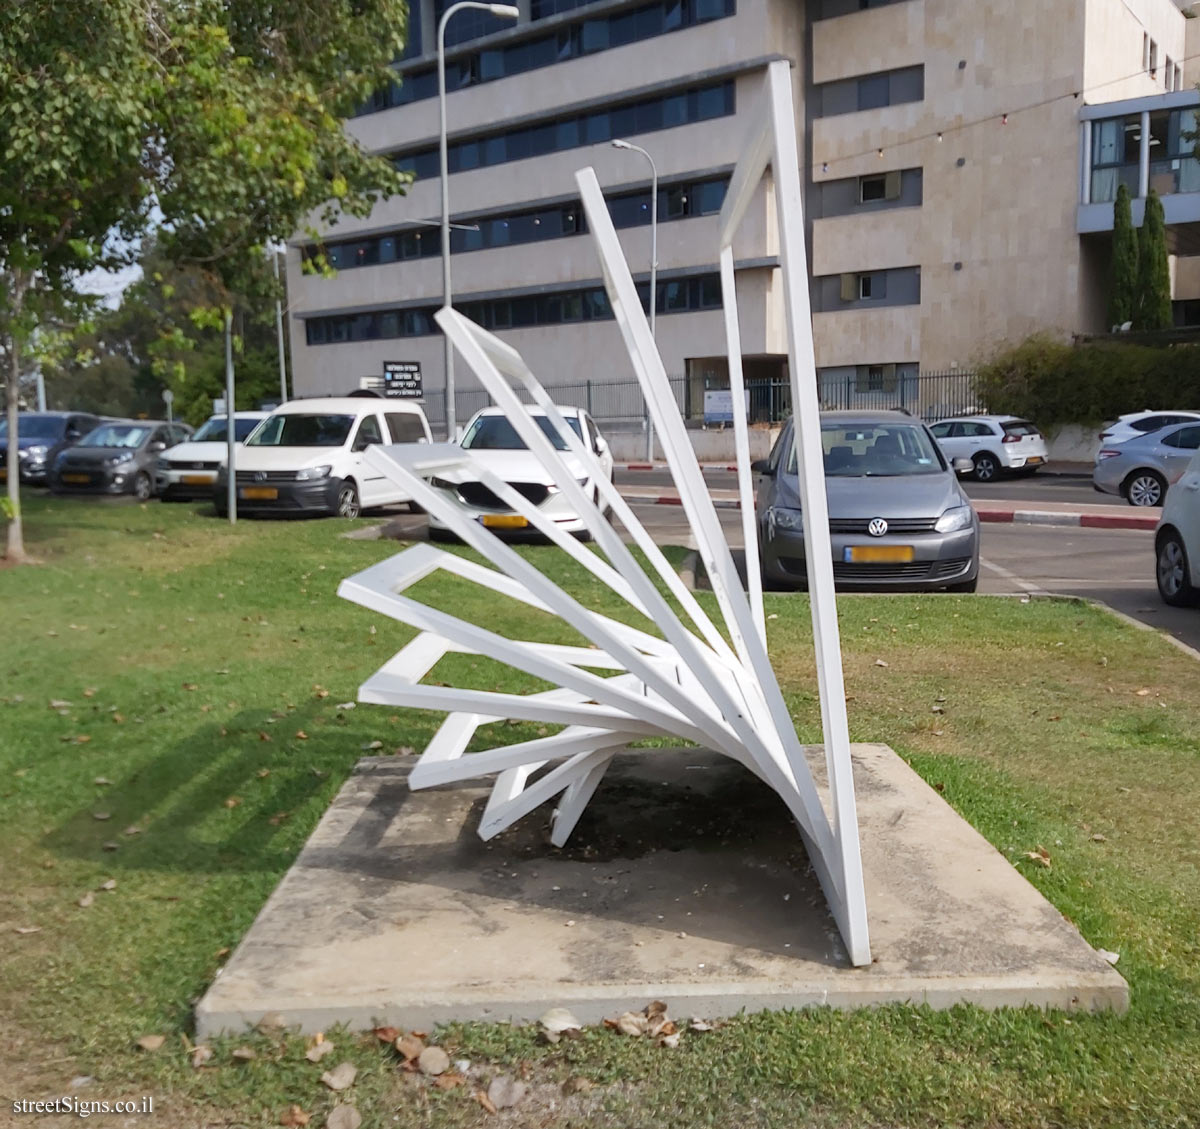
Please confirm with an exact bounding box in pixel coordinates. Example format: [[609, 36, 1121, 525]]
[[611, 138, 658, 460], [439, 1, 519, 440]]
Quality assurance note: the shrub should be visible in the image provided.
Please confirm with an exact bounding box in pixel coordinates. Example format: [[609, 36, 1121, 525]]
[[977, 334, 1200, 427]]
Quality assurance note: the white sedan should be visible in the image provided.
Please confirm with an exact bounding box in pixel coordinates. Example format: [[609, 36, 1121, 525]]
[[1155, 445, 1200, 606], [155, 412, 270, 500], [928, 415, 1049, 481], [427, 406, 613, 537]]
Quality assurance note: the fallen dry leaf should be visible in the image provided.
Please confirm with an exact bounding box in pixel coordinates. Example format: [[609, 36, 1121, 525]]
[[232, 1046, 257, 1062], [279, 1105, 310, 1127], [434, 1072, 466, 1091], [49, 699, 72, 709], [257, 1012, 287, 1032], [181, 683, 198, 691], [321, 1062, 357, 1091], [14, 925, 42, 935], [122, 825, 141, 836], [361, 740, 383, 751], [257, 768, 271, 779], [613, 1011, 648, 1037], [258, 731, 273, 742], [137, 1035, 166, 1052], [325, 1107, 361, 1129], [1091, 833, 1108, 842], [874, 659, 889, 668], [395, 1034, 424, 1062], [689, 1019, 714, 1032], [475, 1091, 499, 1115], [539, 1007, 581, 1035], [373, 1026, 400, 1043], [83, 688, 97, 698], [77, 892, 95, 909], [92, 811, 110, 821], [224, 796, 242, 809], [267, 811, 291, 826], [99, 879, 116, 891], [1024, 846, 1052, 869], [305, 1041, 336, 1064], [295, 730, 309, 740], [191, 1046, 214, 1069], [658, 1032, 681, 1049], [93, 777, 112, 787]]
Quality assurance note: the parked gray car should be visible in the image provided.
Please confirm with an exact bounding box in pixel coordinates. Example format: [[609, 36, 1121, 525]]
[[753, 412, 980, 592], [50, 420, 192, 500], [1092, 421, 1200, 507]]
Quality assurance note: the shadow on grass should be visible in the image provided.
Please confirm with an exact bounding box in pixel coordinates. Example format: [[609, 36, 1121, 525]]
[[39, 702, 445, 875]]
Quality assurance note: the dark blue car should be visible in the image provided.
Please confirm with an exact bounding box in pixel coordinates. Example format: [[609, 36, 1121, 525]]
[[0, 411, 103, 486]]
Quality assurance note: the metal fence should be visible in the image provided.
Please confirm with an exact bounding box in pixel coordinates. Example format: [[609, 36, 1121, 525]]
[[419, 369, 980, 432]]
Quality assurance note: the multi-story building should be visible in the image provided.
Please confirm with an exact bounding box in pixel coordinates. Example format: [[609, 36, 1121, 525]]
[[284, 0, 1200, 432]]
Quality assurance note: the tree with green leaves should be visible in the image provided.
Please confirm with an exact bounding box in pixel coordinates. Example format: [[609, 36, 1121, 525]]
[[1108, 182, 1138, 331], [2, 0, 411, 562], [1135, 188, 1173, 333]]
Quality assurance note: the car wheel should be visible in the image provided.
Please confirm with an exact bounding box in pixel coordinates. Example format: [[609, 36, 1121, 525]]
[[1156, 531, 1198, 607], [336, 481, 360, 519], [1124, 470, 1166, 508], [972, 453, 999, 482], [133, 472, 152, 501], [946, 576, 979, 593]]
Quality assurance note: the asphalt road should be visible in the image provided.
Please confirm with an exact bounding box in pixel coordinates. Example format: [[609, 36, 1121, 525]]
[[614, 503, 1200, 654], [614, 467, 1126, 508]]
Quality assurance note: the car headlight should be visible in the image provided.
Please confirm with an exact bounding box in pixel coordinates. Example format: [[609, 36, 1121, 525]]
[[156, 457, 172, 471], [935, 505, 974, 533], [294, 464, 332, 482], [105, 453, 135, 466], [767, 506, 803, 534], [428, 476, 456, 491], [21, 445, 48, 461]]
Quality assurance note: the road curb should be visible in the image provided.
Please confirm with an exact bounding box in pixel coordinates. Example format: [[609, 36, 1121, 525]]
[[975, 507, 1158, 531], [622, 491, 740, 510]]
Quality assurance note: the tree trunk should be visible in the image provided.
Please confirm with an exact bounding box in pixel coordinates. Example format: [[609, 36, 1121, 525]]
[[5, 331, 27, 562]]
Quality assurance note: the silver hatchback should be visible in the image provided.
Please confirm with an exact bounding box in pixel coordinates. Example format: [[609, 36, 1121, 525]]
[[753, 412, 980, 592], [1093, 421, 1200, 507]]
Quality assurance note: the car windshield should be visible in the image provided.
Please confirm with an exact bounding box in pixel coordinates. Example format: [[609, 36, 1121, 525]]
[[461, 414, 583, 452], [784, 422, 946, 477], [245, 414, 354, 447], [77, 424, 151, 449], [0, 415, 65, 440], [192, 416, 262, 443]]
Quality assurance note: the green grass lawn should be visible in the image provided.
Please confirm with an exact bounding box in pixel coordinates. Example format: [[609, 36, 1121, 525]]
[[2, 494, 1200, 1128]]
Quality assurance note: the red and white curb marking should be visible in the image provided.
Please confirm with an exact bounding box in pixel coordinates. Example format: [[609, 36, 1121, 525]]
[[619, 492, 1160, 530]]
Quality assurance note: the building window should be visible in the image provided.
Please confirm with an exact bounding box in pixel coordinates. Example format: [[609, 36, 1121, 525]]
[[857, 273, 885, 300], [1149, 39, 1158, 80], [816, 66, 924, 117], [358, 0, 736, 117], [862, 364, 898, 393], [1165, 55, 1173, 89], [1090, 114, 1141, 203], [304, 271, 724, 346], [392, 80, 735, 178], [303, 176, 729, 271]]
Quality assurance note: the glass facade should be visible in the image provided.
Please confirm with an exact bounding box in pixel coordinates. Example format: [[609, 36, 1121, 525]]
[[305, 176, 729, 271], [359, 0, 735, 115], [1090, 108, 1200, 203], [392, 80, 735, 179], [304, 273, 723, 346]]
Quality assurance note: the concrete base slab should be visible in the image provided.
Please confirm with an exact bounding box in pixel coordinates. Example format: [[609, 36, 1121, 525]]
[[196, 744, 1127, 1038]]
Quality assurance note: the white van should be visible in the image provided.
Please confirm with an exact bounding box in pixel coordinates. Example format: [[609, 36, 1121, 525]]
[[215, 396, 431, 518]]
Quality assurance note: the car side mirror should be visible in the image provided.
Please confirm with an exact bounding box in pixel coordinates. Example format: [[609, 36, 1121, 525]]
[[66, 430, 81, 441], [751, 458, 772, 475], [148, 440, 166, 453], [952, 457, 973, 473], [594, 435, 609, 456]]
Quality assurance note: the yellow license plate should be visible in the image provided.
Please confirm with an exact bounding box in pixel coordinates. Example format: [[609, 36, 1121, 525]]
[[481, 513, 528, 529], [846, 544, 914, 563], [0, 468, 6, 481], [240, 486, 278, 500], [182, 473, 214, 485], [63, 473, 91, 484], [1026, 456, 1043, 465]]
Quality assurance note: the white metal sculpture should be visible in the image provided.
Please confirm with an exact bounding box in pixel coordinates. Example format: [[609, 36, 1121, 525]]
[[337, 60, 870, 965]]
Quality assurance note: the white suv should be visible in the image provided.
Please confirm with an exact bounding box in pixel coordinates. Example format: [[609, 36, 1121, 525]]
[[1155, 446, 1200, 606], [928, 415, 1049, 481], [1100, 410, 1200, 447], [215, 396, 431, 518]]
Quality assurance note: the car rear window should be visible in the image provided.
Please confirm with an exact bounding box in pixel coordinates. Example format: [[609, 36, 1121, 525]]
[[1002, 421, 1041, 437]]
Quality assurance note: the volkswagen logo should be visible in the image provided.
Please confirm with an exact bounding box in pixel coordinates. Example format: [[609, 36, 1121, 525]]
[[255, 471, 267, 482], [867, 517, 888, 537]]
